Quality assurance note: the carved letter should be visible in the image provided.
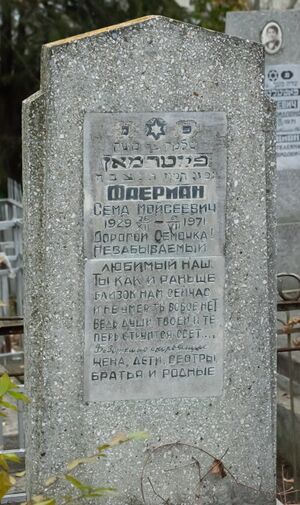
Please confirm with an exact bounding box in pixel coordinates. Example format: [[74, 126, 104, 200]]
[[161, 156, 176, 168]]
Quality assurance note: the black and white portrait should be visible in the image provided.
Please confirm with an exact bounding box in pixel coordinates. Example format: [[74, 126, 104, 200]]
[[261, 21, 282, 55]]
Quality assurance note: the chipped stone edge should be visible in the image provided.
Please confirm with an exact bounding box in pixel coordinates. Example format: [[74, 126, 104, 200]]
[[22, 90, 47, 497], [43, 14, 263, 53], [264, 94, 277, 492]]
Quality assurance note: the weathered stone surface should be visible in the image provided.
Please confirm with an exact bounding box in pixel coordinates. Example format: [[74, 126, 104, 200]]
[[84, 111, 227, 402], [23, 16, 276, 505], [226, 10, 300, 275], [277, 223, 300, 272]]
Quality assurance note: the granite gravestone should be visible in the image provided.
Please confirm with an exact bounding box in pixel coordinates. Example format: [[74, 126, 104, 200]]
[[226, 10, 300, 275], [23, 16, 276, 505]]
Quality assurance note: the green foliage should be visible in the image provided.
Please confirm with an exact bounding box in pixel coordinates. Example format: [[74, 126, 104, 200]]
[[25, 431, 148, 505], [0, 373, 148, 503], [191, 0, 249, 32], [0, 470, 14, 499], [0, 373, 30, 404], [0, 373, 29, 499], [0, 0, 187, 186], [0, 0, 248, 187], [0, 373, 30, 408]]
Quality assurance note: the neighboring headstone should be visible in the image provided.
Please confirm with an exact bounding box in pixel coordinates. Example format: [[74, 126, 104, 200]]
[[23, 16, 276, 505], [226, 10, 300, 274], [257, 0, 298, 9]]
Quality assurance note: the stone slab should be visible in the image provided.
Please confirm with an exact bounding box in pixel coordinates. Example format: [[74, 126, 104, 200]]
[[84, 111, 226, 401], [85, 256, 225, 401], [277, 168, 300, 222], [277, 387, 300, 481], [226, 10, 300, 62], [277, 223, 300, 273], [226, 9, 300, 276], [226, 10, 300, 173], [84, 112, 227, 259], [23, 16, 276, 505]]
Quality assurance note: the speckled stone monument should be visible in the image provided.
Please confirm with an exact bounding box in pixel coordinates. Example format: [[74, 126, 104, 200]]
[[226, 10, 300, 275], [23, 16, 276, 505]]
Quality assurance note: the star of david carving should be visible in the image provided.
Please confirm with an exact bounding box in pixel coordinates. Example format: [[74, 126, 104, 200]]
[[145, 118, 167, 140]]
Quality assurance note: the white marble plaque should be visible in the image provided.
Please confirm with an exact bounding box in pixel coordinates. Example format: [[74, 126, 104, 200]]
[[84, 112, 227, 401], [265, 63, 300, 169]]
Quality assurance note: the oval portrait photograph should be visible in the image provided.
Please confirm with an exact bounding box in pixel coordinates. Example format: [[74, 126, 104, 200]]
[[261, 21, 282, 54]]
